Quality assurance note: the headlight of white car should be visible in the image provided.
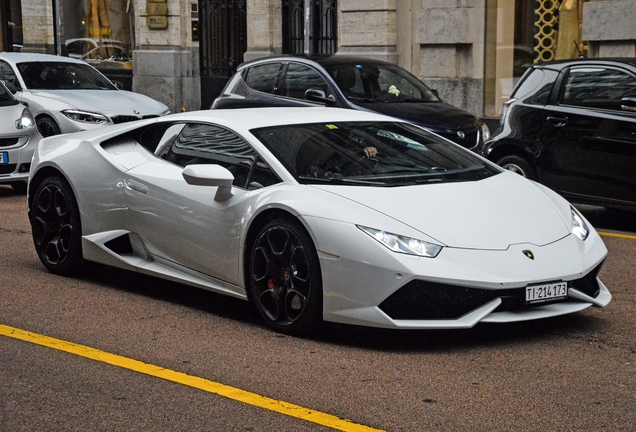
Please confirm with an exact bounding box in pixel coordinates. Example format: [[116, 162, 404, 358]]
[[571, 206, 589, 241], [480, 121, 491, 142], [62, 109, 108, 124], [357, 226, 443, 258], [15, 108, 35, 129]]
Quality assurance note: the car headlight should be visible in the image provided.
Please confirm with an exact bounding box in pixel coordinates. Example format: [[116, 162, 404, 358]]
[[358, 226, 442, 258], [62, 109, 108, 124], [480, 121, 491, 143], [15, 108, 35, 129], [571, 206, 589, 241]]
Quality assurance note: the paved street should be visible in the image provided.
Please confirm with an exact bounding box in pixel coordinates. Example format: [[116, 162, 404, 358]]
[[1, 185, 634, 431]]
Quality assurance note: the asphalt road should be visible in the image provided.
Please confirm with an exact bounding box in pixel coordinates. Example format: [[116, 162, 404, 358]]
[[1, 185, 634, 431]]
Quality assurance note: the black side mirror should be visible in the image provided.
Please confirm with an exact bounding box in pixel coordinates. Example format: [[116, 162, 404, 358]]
[[620, 97, 636, 112], [305, 89, 337, 106]]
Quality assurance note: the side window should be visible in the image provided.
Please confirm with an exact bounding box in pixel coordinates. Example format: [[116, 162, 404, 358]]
[[0, 61, 17, 87], [159, 123, 280, 189], [244, 63, 281, 93], [561, 67, 636, 111], [280, 63, 333, 100]]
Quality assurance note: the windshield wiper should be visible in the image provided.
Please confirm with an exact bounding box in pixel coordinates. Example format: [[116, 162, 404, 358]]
[[298, 175, 386, 186]]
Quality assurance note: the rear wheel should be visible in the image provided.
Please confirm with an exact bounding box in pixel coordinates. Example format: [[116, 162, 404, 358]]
[[37, 116, 61, 137], [249, 218, 322, 334], [496, 155, 536, 180], [30, 176, 84, 276]]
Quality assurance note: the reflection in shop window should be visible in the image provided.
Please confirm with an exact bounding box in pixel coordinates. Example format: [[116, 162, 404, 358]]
[[60, 0, 134, 72], [485, 0, 587, 117]]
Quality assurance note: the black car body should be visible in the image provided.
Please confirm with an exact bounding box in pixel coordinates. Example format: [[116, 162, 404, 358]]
[[212, 55, 489, 149], [481, 58, 636, 211]]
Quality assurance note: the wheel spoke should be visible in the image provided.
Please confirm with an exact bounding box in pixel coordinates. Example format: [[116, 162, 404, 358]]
[[31, 183, 75, 267]]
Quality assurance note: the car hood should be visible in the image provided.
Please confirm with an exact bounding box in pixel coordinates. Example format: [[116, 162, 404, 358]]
[[352, 100, 479, 132], [25, 89, 167, 115], [312, 172, 572, 250]]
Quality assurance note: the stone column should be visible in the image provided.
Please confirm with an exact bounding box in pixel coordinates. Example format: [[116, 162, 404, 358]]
[[583, 0, 636, 57], [244, 0, 282, 61], [338, 0, 397, 62], [414, 0, 486, 117], [21, 0, 55, 53], [133, 0, 200, 113]]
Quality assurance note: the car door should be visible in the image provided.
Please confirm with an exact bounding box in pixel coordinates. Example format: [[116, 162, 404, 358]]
[[124, 122, 261, 287], [538, 65, 636, 205], [276, 62, 337, 104]]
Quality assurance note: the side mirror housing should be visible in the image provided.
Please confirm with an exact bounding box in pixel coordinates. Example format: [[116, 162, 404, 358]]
[[182, 164, 235, 201], [621, 97, 636, 112]]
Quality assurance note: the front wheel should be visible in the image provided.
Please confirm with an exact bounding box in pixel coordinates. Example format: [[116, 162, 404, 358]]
[[30, 176, 85, 276], [37, 116, 61, 137], [496, 155, 536, 180], [249, 218, 322, 334]]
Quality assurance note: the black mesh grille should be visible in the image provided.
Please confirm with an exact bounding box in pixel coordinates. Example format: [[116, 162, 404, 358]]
[[0, 138, 19, 148], [142, 115, 159, 119], [378, 261, 605, 320], [111, 115, 140, 124], [0, 164, 17, 174]]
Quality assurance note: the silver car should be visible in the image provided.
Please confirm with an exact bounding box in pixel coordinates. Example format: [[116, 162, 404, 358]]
[[0, 52, 170, 137], [0, 80, 41, 193]]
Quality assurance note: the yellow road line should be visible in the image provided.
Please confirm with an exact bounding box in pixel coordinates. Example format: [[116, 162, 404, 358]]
[[598, 231, 636, 240], [0, 324, 383, 432]]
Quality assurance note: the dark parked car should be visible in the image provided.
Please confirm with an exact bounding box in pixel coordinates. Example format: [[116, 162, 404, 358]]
[[212, 55, 490, 149], [481, 58, 636, 211]]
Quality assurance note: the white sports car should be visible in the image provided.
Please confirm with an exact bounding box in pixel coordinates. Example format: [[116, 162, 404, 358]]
[[27, 107, 611, 334]]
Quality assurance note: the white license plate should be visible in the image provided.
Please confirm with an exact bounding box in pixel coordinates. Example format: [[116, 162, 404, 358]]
[[0, 152, 7, 164], [525, 282, 568, 303]]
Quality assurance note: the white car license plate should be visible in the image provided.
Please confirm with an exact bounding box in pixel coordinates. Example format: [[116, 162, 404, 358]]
[[0, 152, 7, 164], [525, 282, 568, 303]]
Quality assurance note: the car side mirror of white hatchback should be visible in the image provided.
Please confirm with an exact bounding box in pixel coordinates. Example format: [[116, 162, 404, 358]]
[[182, 164, 235, 201]]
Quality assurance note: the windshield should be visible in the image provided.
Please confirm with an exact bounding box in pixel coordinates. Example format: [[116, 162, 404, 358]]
[[17, 61, 117, 90], [251, 121, 498, 186], [323, 63, 440, 103]]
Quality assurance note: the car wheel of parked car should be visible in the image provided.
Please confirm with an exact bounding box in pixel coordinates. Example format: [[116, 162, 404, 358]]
[[30, 176, 84, 276], [496, 155, 536, 180], [249, 218, 322, 334], [36, 116, 61, 137]]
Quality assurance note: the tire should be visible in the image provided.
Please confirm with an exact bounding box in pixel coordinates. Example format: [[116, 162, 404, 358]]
[[30, 176, 85, 276], [249, 218, 323, 334], [37, 116, 61, 137], [496, 155, 536, 180], [10, 182, 27, 194]]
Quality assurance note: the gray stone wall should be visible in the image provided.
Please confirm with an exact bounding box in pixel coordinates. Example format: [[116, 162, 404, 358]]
[[583, 0, 636, 57]]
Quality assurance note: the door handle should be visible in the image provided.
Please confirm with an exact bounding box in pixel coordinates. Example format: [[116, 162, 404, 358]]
[[547, 116, 569, 127], [125, 179, 148, 194]]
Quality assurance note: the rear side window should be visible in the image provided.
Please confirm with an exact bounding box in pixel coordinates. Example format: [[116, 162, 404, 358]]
[[244, 63, 281, 93], [561, 67, 636, 111], [279, 63, 332, 100]]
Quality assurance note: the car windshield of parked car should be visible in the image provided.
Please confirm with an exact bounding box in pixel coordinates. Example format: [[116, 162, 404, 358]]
[[323, 63, 440, 103], [16, 61, 117, 90], [251, 121, 498, 186]]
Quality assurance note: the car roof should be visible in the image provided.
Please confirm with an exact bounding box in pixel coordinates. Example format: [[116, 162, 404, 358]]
[[237, 54, 396, 71], [533, 57, 636, 71], [163, 106, 401, 131], [0, 52, 89, 66]]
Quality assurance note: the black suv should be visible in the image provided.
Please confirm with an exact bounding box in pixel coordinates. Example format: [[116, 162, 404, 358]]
[[481, 58, 636, 211], [212, 55, 490, 149]]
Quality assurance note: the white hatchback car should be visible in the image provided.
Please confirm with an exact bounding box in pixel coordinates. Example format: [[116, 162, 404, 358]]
[[0, 52, 170, 137], [0, 80, 41, 192]]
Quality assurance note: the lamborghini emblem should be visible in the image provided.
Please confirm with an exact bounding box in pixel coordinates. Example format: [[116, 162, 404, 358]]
[[523, 250, 534, 260]]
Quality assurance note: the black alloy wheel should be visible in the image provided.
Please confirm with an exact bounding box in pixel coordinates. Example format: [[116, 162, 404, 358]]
[[249, 218, 322, 334], [36, 116, 61, 137], [30, 176, 84, 276]]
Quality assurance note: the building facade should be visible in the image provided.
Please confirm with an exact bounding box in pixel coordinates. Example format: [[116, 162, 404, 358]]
[[2, 0, 636, 117]]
